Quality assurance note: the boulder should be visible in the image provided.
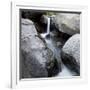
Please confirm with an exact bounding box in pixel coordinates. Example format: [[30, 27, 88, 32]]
[[61, 34, 80, 75], [53, 13, 80, 35], [20, 19, 59, 78]]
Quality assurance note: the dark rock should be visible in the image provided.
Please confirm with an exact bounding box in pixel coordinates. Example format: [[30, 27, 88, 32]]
[[21, 9, 46, 22], [45, 34, 50, 39], [34, 22, 47, 33], [61, 34, 80, 75], [33, 15, 49, 33], [40, 15, 48, 24], [20, 19, 60, 78], [46, 58, 60, 77]]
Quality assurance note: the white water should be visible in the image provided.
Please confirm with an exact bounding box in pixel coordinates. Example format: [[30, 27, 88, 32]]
[[47, 17, 50, 35], [41, 17, 50, 38]]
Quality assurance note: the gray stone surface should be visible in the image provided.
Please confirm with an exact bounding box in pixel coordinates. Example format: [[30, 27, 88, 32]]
[[54, 13, 80, 35], [21, 19, 38, 37], [61, 34, 80, 75], [20, 19, 59, 78]]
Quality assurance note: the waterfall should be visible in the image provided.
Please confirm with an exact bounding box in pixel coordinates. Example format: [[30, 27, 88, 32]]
[[40, 17, 50, 38], [47, 17, 50, 35]]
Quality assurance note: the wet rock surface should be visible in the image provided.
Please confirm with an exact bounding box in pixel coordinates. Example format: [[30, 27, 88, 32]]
[[20, 19, 60, 78]]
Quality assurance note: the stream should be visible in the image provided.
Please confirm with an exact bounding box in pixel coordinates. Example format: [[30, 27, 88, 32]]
[[40, 17, 77, 77]]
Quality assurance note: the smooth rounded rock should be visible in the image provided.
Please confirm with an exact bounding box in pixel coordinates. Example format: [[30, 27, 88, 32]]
[[20, 19, 60, 78], [54, 13, 80, 35], [61, 34, 80, 75]]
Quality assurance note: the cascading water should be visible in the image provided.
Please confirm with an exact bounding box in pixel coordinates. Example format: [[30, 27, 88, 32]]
[[40, 16, 77, 77], [41, 17, 50, 38], [47, 17, 50, 35]]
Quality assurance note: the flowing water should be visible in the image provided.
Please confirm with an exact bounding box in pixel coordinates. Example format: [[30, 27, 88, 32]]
[[47, 17, 50, 35], [41, 17, 50, 38], [40, 17, 76, 77]]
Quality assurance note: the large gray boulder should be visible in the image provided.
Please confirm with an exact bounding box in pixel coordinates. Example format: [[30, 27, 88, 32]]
[[53, 13, 80, 35], [20, 19, 59, 78], [61, 34, 80, 75]]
